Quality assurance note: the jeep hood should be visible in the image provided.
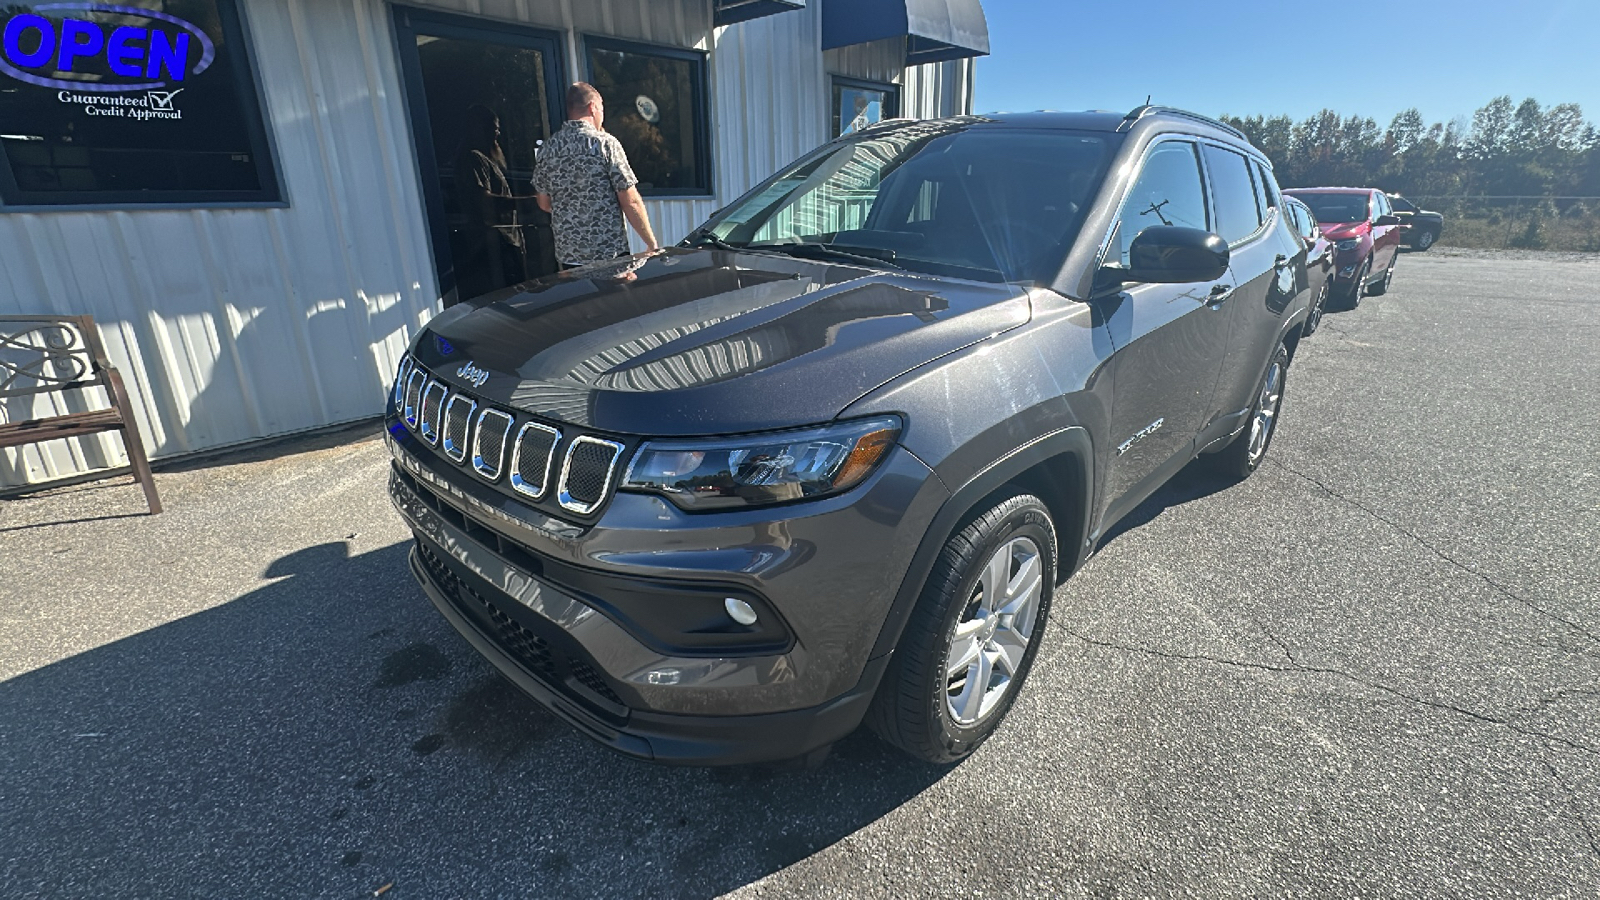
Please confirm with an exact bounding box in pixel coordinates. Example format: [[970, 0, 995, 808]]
[[410, 247, 1030, 435]]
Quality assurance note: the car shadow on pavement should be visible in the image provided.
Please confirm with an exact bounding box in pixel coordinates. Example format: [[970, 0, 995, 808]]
[[1096, 457, 1238, 551], [0, 540, 947, 898]]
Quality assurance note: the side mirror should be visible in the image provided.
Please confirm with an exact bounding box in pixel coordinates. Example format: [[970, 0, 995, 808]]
[[1373, 214, 1402, 227], [1123, 226, 1230, 284]]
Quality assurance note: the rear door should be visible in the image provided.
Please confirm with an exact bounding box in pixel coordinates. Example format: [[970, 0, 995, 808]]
[[1096, 138, 1233, 524], [1198, 145, 1300, 446]]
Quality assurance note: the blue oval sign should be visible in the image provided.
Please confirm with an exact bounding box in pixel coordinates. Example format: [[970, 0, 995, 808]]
[[0, 3, 216, 92]]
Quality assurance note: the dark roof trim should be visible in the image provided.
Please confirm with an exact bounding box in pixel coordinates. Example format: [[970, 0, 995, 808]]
[[714, 0, 805, 27], [821, 0, 990, 64]]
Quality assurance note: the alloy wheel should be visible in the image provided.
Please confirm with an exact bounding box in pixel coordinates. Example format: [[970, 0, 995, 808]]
[[1247, 358, 1284, 464], [944, 536, 1044, 726], [1417, 230, 1436, 250]]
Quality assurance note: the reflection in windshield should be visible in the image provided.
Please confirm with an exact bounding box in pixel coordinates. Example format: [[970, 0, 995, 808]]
[[706, 121, 1112, 284], [1295, 193, 1370, 224]]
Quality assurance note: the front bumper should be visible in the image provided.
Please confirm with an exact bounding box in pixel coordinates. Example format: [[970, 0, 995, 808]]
[[388, 426, 945, 763], [407, 539, 885, 765]]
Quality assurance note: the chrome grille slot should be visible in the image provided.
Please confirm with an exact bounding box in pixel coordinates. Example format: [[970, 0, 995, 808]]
[[441, 393, 477, 462], [419, 380, 448, 445], [392, 354, 412, 407], [472, 408, 514, 480], [558, 436, 624, 514], [402, 367, 427, 430], [510, 422, 561, 499]]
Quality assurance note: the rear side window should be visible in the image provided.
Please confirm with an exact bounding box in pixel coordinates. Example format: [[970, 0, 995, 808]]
[[1201, 145, 1262, 244], [1112, 141, 1208, 266], [1254, 161, 1281, 213], [1287, 201, 1313, 241]]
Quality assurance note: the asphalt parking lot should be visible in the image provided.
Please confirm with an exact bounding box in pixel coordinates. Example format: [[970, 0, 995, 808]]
[[2, 249, 1597, 898]]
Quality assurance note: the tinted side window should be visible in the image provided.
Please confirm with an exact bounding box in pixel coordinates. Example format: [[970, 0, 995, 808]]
[[1391, 196, 1416, 213], [1113, 141, 1208, 266], [1201, 145, 1261, 244], [1254, 161, 1282, 211], [1288, 201, 1313, 240]]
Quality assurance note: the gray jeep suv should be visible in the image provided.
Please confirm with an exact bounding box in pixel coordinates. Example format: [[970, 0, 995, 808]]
[[385, 106, 1312, 766]]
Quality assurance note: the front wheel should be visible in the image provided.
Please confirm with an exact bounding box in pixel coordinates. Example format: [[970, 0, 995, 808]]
[[1415, 229, 1437, 251], [1369, 256, 1396, 296], [1210, 342, 1289, 481], [1345, 259, 1370, 309], [867, 493, 1056, 764]]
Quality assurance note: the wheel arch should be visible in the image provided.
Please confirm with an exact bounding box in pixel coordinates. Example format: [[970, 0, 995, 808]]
[[867, 427, 1094, 659]]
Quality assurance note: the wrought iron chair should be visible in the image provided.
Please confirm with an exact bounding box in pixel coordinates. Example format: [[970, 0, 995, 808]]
[[0, 315, 162, 514]]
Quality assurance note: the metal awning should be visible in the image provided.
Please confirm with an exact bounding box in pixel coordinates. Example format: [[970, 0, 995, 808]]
[[821, 0, 990, 64], [714, 0, 806, 27]]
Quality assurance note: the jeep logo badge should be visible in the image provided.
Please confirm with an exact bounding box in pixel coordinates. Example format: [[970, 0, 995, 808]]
[[456, 361, 489, 389]]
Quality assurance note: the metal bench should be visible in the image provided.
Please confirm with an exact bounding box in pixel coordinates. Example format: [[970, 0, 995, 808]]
[[0, 315, 162, 514]]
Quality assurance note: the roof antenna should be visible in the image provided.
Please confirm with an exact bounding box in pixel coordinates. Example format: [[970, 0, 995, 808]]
[[1145, 94, 1152, 105]]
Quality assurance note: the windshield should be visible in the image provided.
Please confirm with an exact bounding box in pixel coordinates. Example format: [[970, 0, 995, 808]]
[[701, 123, 1113, 283], [1294, 192, 1371, 224]]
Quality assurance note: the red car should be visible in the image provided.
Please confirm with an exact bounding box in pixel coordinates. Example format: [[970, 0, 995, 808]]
[[1281, 187, 1404, 308]]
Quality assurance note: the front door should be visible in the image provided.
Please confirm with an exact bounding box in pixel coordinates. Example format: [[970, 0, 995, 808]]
[[1097, 139, 1232, 527], [393, 7, 567, 306]]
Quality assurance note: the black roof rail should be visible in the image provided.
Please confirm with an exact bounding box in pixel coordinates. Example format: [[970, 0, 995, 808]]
[[1119, 105, 1247, 141]]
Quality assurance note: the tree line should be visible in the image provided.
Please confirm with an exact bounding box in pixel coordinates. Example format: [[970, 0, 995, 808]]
[[1219, 96, 1600, 201]]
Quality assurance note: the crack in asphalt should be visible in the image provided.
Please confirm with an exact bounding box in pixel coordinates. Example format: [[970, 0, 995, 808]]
[[1538, 753, 1600, 861], [1061, 626, 1599, 760], [1271, 459, 1600, 649], [1509, 688, 1600, 722]]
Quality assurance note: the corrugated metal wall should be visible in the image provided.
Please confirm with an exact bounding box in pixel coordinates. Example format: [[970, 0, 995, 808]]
[[0, 0, 973, 486]]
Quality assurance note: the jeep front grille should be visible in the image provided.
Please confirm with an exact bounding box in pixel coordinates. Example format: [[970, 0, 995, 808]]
[[472, 408, 514, 480], [441, 394, 477, 462], [510, 422, 561, 499], [398, 362, 626, 518], [559, 437, 624, 514]]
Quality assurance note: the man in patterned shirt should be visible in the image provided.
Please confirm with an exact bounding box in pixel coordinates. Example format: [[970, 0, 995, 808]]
[[533, 82, 659, 268]]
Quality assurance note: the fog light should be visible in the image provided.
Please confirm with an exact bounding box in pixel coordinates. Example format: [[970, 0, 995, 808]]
[[724, 597, 759, 626]]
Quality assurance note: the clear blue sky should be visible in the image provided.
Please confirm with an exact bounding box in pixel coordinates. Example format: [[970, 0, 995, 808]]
[[973, 0, 1600, 129]]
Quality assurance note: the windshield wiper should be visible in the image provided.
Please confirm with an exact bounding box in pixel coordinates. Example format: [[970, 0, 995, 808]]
[[684, 233, 745, 252], [750, 242, 904, 270]]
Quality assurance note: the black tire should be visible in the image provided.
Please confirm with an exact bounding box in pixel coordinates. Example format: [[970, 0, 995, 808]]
[[1303, 280, 1329, 337], [1344, 259, 1370, 309], [1210, 341, 1289, 481], [1369, 256, 1395, 296], [1415, 228, 1437, 251], [867, 492, 1056, 764]]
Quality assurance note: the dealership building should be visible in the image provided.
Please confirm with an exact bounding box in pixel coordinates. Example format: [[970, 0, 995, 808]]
[[0, 0, 986, 488]]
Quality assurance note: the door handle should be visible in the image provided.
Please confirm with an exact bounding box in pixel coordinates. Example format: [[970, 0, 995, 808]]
[[1273, 253, 1291, 269], [1206, 284, 1234, 307]]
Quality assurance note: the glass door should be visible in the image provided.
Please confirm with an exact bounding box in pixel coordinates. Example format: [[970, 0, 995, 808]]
[[394, 7, 567, 305]]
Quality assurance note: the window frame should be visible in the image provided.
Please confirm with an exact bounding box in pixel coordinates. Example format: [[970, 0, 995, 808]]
[[582, 35, 713, 198], [831, 75, 900, 138], [1196, 140, 1272, 248], [1096, 136, 1211, 268], [0, 0, 285, 211]]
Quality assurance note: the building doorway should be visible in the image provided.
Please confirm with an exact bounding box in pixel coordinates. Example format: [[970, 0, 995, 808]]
[[393, 7, 566, 306]]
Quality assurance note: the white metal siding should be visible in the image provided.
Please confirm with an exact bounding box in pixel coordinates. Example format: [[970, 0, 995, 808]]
[[0, 0, 973, 486]]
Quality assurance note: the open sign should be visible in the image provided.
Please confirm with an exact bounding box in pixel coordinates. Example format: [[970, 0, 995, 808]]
[[0, 4, 216, 92]]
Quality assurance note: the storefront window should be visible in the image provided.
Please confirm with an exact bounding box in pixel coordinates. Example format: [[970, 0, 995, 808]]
[[584, 37, 710, 196], [0, 0, 280, 207], [833, 77, 898, 137]]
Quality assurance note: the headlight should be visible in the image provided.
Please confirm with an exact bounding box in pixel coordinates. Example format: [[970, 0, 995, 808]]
[[1335, 238, 1361, 252], [622, 416, 901, 510]]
